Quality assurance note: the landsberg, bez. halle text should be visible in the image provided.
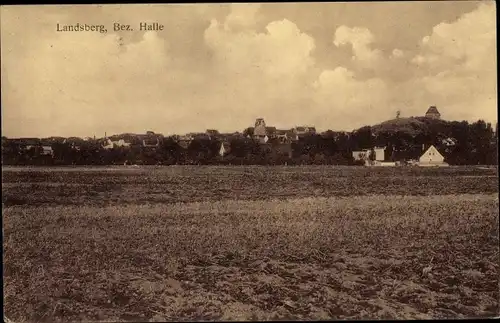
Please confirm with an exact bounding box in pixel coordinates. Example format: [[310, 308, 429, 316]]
[[56, 23, 107, 33]]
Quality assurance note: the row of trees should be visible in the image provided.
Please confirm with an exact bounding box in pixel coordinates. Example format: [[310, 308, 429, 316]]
[[2, 120, 497, 166], [1, 136, 356, 166], [347, 119, 498, 165]]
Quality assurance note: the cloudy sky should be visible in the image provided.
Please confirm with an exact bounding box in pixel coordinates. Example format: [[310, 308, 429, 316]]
[[1, 1, 496, 138]]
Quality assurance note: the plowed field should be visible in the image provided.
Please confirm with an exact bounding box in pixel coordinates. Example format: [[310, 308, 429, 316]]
[[2, 166, 499, 321]]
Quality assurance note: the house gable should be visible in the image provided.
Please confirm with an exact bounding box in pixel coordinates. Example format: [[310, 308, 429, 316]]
[[419, 145, 444, 163], [219, 142, 230, 156]]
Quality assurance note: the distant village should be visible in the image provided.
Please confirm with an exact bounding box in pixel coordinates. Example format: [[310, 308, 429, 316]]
[[2, 106, 498, 166]]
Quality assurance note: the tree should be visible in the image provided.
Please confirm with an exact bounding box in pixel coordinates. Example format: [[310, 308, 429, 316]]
[[52, 141, 74, 164], [242, 127, 254, 138], [323, 130, 335, 138], [351, 126, 373, 150], [159, 137, 182, 164], [299, 134, 323, 157], [187, 138, 214, 163], [467, 120, 493, 165], [368, 148, 376, 165]]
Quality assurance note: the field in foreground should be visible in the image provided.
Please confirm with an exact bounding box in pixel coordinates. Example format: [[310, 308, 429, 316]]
[[2, 166, 499, 321]]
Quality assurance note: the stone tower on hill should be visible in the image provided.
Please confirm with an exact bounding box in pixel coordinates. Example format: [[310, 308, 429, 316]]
[[425, 106, 441, 119]]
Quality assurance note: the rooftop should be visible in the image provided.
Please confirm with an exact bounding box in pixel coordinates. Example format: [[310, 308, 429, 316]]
[[426, 106, 440, 115]]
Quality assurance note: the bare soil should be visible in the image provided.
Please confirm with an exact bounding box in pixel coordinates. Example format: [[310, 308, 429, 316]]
[[2, 166, 499, 321]]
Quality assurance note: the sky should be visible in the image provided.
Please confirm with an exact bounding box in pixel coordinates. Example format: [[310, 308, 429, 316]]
[[1, 1, 497, 138]]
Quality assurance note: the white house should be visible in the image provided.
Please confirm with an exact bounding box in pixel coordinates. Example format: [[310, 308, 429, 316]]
[[275, 130, 297, 143], [41, 146, 54, 156], [102, 138, 114, 150], [352, 150, 368, 161], [372, 147, 385, 161], [418, 145, 448, 167], [113, 139, 131, 148], [352, 147, 386, 165]]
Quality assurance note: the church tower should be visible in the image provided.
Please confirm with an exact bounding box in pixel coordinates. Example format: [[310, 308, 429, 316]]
[[254, 118, 267, 137]]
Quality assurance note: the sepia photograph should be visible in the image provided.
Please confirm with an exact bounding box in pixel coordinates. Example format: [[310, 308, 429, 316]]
[[1, 1, 499, 322]]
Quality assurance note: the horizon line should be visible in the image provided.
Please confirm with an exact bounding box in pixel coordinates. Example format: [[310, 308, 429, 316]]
[[2, 116, 497, 140]]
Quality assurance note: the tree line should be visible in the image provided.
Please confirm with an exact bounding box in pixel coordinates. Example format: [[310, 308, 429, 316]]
[[1, 119, 497, 166]]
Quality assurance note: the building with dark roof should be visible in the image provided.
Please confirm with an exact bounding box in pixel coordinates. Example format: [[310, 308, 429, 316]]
[[425, 106, 441, 119], [265, 127, 277, 137], [206, 129, 220, 138], [293, 126, 317, 137]]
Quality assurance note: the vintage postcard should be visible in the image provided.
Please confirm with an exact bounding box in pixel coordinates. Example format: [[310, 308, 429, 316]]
[[1, 2, 498, 322]]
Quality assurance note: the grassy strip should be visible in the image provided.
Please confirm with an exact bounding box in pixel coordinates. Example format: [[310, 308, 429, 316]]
[[3, 167, 498, 207]]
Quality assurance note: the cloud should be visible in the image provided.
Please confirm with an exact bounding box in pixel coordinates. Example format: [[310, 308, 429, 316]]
[[391, 48, 404, 59], [333, 25, 382, 66], [1, 3, 495, 138], [200, 2, 496, 132], [2, 30, 176, 137], [205, 17, 315, 80], [408, 2, 496, 123], [203, 7, 318, 130], [411, 55, 425, 65], [224, 3, 261, 31], [312, 67, 390, 130], [320, 2, 496, 127], [414, 2, 495, 73]]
